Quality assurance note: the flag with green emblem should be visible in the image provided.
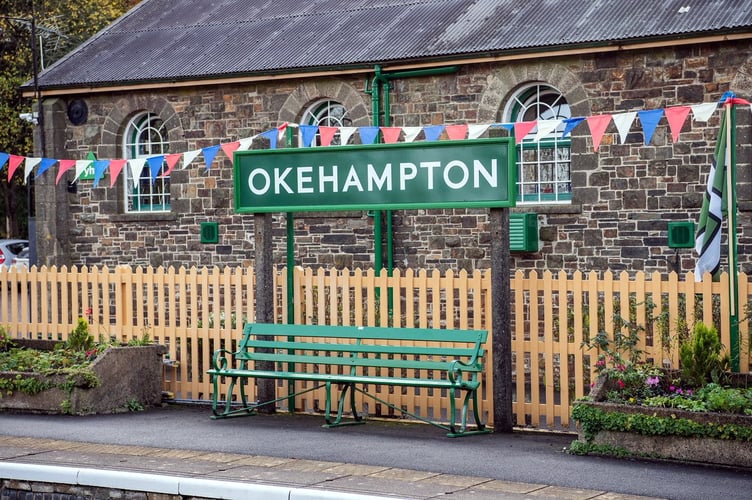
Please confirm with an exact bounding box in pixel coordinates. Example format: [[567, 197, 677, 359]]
[[694, 110, 727, 281]]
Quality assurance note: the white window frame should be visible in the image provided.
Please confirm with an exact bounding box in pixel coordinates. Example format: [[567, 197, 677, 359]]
[[300, 99, 352, 146], [504, 84, 572, 205], [122, 112, 170, 213]]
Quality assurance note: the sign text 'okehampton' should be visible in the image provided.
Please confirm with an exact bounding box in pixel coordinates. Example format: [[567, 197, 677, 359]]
[[234, 138, 515, 212]]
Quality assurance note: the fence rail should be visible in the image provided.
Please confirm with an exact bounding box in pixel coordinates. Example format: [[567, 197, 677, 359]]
[[1, 265, 749, 430]]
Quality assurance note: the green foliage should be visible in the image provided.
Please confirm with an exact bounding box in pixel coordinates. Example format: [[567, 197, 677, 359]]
[[125, 398, 144, 411], [60, 398, 72, 414], [643, 394, 709, 412], [66, 318, 95, 352], [571, 402, 752, 443], [196, 311, 246, 329], [127, 331, 152, 346], [679, 322, 729, 387], [0, 373, 51, 396], [581, 296, 653, 373], [0, 0, 139, 237], [0, 326, 12, 351], [0, 319, 102, 398], [568, 440, 633, 457], [695, 383, 752, 414]]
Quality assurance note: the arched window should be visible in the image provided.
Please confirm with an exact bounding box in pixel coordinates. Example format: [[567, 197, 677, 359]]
[[504, 84, 572, 204], [301, 99, 352, 146], [122, 112, 170, 213]]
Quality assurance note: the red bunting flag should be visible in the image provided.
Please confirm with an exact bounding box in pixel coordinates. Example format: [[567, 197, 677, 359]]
[[318, 126, 338, 147], [162, 153, 183, 177], [108, 159, 127, 188], [7, 155, 24, 181], [56, 159, 76, 185], [220, 141, 240, 160], [586, 114, 612, 152], [514, 121, 537, 144], [380, 127, 402, 144], [724, 97, 751, 106], [277, 121, 289, 140], [445, 124, 468, 140], [665, 106, 691, 142]]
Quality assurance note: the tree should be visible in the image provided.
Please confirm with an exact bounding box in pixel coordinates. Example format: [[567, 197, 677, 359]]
[[0, 0, 140, 238]]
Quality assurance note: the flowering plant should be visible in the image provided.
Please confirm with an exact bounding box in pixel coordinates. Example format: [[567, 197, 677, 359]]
[[584, 322, 751, 415]]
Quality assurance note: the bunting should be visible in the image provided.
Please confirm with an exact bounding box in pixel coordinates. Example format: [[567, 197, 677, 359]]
[[0, 100, 745, 190]]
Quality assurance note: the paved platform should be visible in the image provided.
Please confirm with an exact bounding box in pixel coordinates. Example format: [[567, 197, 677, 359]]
[[0, 435, 656, 499], [1, 405, 750, 499]]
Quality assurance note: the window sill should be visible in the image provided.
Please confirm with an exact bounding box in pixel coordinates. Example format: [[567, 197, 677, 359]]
[[111, 212, 177, 223], [513, 203, 582, 215]]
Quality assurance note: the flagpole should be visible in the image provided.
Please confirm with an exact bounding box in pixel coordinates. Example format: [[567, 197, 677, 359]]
[[725, 100, 740, 372]]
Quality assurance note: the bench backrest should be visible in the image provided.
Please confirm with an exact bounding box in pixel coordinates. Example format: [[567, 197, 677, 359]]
[[236, 323, 487, 374]]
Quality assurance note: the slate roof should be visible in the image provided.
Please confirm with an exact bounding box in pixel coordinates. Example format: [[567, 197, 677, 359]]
[[33, 0, 752, 91]]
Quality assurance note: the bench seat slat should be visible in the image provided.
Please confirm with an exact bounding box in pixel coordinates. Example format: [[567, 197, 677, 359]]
[[244, 324, 486, 344], [236, 352, 481, 372], [240, 340, 483, 358], [207, 369, 479, 390]]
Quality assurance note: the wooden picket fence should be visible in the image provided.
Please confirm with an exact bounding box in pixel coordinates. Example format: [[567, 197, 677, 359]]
[[0, 265, 749, 430]]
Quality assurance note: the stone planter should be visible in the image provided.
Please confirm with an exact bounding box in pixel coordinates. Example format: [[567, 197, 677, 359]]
[[0, 340, 167, 415], [571, 373, 752, 468], [572, 401, 752, 468]]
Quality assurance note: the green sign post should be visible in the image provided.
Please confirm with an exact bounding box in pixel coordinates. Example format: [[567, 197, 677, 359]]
[[234, 138, 516, 212]]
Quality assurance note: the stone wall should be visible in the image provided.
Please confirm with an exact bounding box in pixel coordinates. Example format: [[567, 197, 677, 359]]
[[36, 40, 752, 275]]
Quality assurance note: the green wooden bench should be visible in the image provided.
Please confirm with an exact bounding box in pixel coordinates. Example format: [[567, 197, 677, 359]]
[[208, 322, 490, 437]]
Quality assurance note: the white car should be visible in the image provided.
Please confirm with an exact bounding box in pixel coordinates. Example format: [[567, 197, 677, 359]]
[[0, 239, 28, 269], [10, 247, 30, 271]]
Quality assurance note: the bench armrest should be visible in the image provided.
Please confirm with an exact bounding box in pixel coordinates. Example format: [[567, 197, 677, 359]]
[[448, 358, 481, 384], [211, 348, 235, 371]]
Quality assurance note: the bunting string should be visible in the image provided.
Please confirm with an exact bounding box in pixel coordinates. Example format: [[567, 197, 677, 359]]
[[0, 101, 742, 188]]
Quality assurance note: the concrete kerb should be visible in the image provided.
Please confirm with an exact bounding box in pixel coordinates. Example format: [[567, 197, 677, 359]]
[[0, 462, 403, 500]]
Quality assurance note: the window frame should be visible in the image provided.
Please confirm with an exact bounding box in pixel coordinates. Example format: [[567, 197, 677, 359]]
[[504, 83, 572, 205], [122, 112, 171, 214], [300, 99, 352, 146]]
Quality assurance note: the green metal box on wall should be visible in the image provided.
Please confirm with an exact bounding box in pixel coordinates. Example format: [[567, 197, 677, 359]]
[[667, 221, 695, 248], [200, 222, 219, 244], [510, 213, 538, 252]]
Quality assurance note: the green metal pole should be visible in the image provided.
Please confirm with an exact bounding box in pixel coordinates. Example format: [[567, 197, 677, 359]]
[[287, 213, 294, 324], [727, 103, 740, 372], [370, 66, 384, 274], [284, 125, 296, 325], [284, 125, 296, 411]]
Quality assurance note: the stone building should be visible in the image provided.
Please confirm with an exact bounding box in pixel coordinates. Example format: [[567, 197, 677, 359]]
[[27, 0, 752, 276]]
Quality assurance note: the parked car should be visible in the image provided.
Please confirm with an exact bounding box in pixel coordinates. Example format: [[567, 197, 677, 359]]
[[10, 247, 30, 271], [0, 239, 28, 269]]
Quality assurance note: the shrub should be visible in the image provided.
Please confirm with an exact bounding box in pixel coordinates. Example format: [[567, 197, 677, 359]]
[[679, 322, 729, 387], [66, 318, 95, 352]]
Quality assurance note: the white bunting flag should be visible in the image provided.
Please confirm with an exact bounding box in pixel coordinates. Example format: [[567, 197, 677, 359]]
[[127, 158, 146, 187], [181, 150, 201, 170], [24, 157, 41, 183], [534, 120, 561, 142], [691, 102, 717, 122], [74, 160, 92, 182], [468, 124, 491, 139], [612, 112, 637, 144], [238, 136, 256, 151], [402, 127, 422, 143], [339, 127, 358, 146]]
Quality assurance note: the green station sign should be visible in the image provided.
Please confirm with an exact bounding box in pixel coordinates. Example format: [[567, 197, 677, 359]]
[[233, 138, 515, 213]]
